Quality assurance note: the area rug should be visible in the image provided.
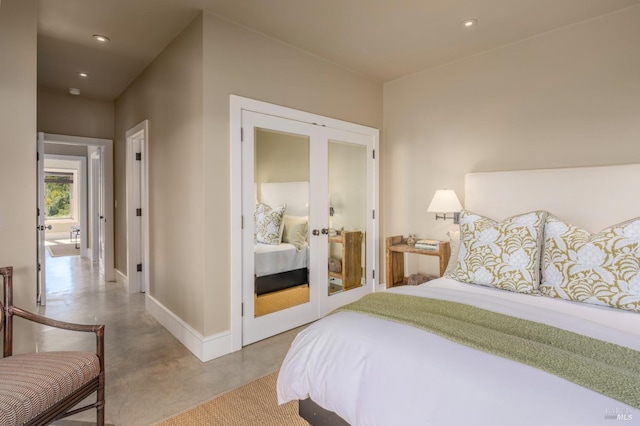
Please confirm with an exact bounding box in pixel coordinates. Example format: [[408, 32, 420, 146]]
[[255, 284, 309, 317], [154, 371, 307, 426], [46, 243, 80, 257]]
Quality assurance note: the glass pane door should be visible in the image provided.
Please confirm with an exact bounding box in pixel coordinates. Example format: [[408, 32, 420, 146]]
[[318, 128, 375, 316], [242, 111, 320, 345]]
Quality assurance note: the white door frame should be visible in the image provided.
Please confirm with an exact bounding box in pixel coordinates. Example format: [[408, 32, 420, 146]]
[[43, 133, 115, 282], [230, 95, 380, 351], [36, 133, 46, 305], [44, 155, 88, 259], [89, 148, 101, 262], [125, 120, 149, 293]]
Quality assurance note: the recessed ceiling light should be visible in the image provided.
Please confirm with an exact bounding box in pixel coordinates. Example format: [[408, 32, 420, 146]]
[[78, 72, 88, 78], [462, 19, 478, 28], [69, 88, 81, 96], [92, 34, 110, 43]]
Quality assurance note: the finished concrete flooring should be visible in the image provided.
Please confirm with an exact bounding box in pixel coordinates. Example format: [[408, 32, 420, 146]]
[[38, 252, 303, 425]]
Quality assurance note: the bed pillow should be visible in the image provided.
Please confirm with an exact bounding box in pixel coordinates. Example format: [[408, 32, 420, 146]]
[[443, 230, 460, 278], [451, 210, 547, 293], [254, 203, 286, 245], [282, 215, 308, 250], [540, 215, 640, 313]]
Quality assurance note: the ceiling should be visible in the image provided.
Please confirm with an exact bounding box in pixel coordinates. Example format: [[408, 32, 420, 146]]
[[37, 0, 640, 101]]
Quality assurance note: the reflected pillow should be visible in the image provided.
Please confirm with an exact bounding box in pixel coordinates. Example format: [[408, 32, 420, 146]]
[[451, 210, 547, 293], [540, 215, 640, 312], [255, 203, 286, 245], [282, 215, 308, 250], [443, 230, 460, 278]]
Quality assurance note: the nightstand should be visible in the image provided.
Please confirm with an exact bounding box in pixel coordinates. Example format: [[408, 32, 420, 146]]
[[385, 236, 450, 288]]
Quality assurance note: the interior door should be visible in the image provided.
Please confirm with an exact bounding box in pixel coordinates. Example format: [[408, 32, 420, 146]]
[[319, 128, 375, 316], [36, 132, 47, 305], [242, 111, 322, 345]]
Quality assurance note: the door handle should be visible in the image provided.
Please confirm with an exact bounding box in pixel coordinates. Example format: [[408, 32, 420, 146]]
[[37, 225, 52, 231], [321, 228, 329, 235], [312, 229, 320, 236]]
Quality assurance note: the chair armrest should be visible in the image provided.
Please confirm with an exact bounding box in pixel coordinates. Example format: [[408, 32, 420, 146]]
[[9, 306, 104, 334], [5, 306, 104, 366]]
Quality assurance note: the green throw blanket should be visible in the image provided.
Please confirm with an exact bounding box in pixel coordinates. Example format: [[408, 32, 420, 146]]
[[334, 292, 640, 408]]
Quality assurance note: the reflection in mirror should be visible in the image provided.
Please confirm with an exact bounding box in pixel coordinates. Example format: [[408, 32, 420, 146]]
[[253, 128, 310, 317], [327, 140, 367, 295]]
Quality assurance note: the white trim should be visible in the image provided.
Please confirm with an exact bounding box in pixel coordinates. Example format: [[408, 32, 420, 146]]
[[229, 95, 380, 351], [43, 133, 115, 282], [115, 268, 128, 288], [146, 295, 232, 362], [44, 155, 88, 259], [125, 120, 150, 294]]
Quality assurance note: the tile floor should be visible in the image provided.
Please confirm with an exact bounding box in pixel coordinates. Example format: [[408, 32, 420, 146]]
[[38, 253, 303, 426]]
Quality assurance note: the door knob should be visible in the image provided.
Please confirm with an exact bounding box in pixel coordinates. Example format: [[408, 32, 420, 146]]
[[37, 225, 52, 231], [312, 229, 320, 236], [321, 228, 329, 235]]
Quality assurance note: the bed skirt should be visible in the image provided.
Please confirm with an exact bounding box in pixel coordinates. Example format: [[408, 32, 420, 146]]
[[255, 268, 308, 295]]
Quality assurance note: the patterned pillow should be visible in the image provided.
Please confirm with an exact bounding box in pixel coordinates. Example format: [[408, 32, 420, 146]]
[[254, 203, 286, 245], [451, 210, 547, 293], [443, 230, 460, 278], [540, 215, 640, 313]]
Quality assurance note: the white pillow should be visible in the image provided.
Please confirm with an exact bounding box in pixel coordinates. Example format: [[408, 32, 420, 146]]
[[282, 215, 308, 250]]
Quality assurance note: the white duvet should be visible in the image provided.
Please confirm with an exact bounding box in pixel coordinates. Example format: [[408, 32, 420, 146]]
[[277, 278, 640, 426], [254, 242, 308, 277]]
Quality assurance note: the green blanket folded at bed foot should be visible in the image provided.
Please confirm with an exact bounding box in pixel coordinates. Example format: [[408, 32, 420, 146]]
[[334, 292, 640, 408]]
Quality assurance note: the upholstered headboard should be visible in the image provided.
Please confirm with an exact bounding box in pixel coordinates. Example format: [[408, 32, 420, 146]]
[[465, 164, 640, 232], [260, 181, 309, 217]]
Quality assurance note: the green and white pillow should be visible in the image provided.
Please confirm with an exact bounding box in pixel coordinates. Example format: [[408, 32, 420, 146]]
[[451, 210, 547, 293], [254, 203, 286, 245], [540, 215, 640, 313]]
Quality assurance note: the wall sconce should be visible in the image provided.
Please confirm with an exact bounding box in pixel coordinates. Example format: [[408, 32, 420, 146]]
[[427, 189, 462, 224]]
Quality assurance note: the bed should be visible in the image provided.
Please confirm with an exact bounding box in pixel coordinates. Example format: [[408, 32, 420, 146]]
[[254, 182, 309, 295], [277, 164, 640, 426]]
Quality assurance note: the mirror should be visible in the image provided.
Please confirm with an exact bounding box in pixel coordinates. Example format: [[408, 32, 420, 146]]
[[327, 139, 367, 295], [253, 128, 310, 317]]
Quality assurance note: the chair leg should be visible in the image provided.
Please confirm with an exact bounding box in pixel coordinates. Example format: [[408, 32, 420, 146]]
[[97, 375, 105, 426]]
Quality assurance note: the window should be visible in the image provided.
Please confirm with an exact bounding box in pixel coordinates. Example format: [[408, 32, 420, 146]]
[[45, 170, 76, 220]]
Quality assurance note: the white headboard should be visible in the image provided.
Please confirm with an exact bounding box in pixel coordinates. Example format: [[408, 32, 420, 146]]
[[465, 164, 640, 232], [260, 181, 309, 216]]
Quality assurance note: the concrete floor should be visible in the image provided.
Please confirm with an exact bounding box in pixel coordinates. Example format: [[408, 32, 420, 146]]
[[38, 253, 303, 426]]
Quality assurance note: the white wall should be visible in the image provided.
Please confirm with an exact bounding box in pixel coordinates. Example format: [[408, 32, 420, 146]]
[[383, 6, 640, 278], [0, 0, 38, 353], [202, 11, 382, 337]]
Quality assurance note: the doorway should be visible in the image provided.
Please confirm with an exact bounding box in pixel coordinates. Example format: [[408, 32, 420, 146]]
[[36, 133, 115, 305], [231, 96, 380, 348]]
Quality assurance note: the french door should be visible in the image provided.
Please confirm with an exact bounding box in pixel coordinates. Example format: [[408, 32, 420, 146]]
[[241, 110, 376, 345]]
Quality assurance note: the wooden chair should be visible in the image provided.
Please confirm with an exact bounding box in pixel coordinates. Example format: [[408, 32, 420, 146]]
[[0, 266, 105, 426]]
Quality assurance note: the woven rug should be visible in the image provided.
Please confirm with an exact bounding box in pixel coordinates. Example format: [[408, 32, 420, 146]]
[[46, 243, 80, 257], [154, 371, 307, 426], [255, 284, 309, 317]]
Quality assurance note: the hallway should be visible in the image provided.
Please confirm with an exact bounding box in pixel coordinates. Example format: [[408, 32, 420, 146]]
[[37, 254, 301, 425]]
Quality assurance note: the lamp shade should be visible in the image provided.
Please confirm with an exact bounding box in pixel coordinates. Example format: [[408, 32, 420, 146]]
[[427, 190, 462, 213]]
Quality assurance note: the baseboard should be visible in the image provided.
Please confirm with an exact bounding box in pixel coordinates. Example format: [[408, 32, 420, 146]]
[[115, 269, 128, 288], [145, 295, 234, 362]]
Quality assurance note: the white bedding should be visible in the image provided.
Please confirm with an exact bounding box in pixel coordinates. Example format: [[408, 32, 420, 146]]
[[277, 278, 640, 425], [254, 242, 308, 277]]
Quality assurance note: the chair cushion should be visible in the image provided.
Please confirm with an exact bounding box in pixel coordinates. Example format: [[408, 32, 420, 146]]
[[0, 351, 100, 426]]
